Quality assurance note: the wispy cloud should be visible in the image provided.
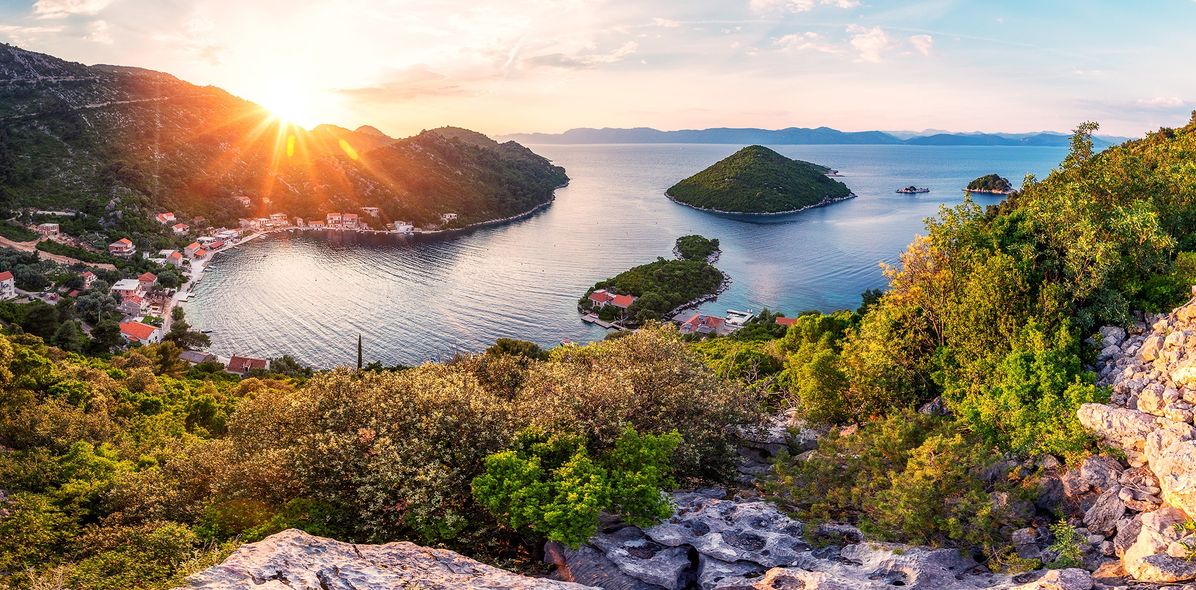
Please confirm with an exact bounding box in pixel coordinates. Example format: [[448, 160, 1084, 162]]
[[524, 41, 639, 69], [774, 32, 838, 54], [86, 19, 112, 44], [1136, 96, 1187, 109], [750, 0, 858, 12], [846, 24, 893, 63], [909, 34, 933, 56], [336, 66, 470, 102], [33, 0, 113, 19]]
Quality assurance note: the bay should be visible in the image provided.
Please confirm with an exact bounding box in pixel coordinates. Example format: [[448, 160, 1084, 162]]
[[184, 143, 1069, 368]]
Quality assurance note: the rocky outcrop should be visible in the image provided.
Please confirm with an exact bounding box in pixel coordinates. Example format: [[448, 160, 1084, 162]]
[[1076, 298, 1196, 583], [176, 529, 595, 590], [547, 489, 1098, 590]]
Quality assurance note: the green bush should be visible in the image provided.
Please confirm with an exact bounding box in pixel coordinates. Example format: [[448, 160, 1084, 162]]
[[473, 426, 679, 548], [674, 235, 719, 261]]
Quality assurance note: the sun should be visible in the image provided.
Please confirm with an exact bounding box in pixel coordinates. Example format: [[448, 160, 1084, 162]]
[[258, 81, 316, 127]]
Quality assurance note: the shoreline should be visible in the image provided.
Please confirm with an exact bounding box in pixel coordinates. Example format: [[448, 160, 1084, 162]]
[[666, 269, 732, 321], [963, 188, 1014, 195], [663, 191, 857, 216]]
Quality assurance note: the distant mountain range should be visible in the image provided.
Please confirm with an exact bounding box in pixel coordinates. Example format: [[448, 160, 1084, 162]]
[[500, 127, 1129, 148]]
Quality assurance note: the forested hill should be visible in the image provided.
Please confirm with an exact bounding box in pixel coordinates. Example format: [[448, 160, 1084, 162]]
[[666, 145, 852, 213], [0, 44, 567, 232]]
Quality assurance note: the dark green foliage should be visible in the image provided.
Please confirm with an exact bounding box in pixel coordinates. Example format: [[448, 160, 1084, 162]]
[[966, 173, 1013, 192], [581, 258, 724, 325], [36, 240, 116, 264], [486, 338, 549, 361], [0, 221, 37, 241], [472, 426, 679, 548], [666, 145, 851, 213], [675, 234, 720, 261]]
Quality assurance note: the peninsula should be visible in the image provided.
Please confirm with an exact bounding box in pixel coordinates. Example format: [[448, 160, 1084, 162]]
[[665, 145, 853, 214]]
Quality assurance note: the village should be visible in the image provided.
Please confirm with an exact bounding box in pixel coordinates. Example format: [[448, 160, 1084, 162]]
[[0, 202, 451, 376]]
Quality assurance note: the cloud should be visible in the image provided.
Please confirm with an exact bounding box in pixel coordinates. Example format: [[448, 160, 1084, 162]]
[[336, 66, 469, 102], [0, 24, 63, 35], [86, 19, 112, 44], [653, 18, 681, 28], [846, 24, 893, 63], [750, 0, 859, 13], [909, 34, 933, 56], [1136, 96, 1187, 109], [524, 41, 639, 69], [32, 0, 113, 19], [774, 32, 838, 54]]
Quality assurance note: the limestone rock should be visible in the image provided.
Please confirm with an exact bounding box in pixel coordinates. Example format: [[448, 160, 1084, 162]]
[[1083, 487, 1126, 535], [1012, 568, 1093, 590], [588, 525, 694, 589], [644, 493, 805, 568], [753, 543, 1010, 590], [1076, 404, 1157, 452], [1151, 439, 1196, 517], [1079, 456, 1123, 493], [1123, 507, 1196, 583], [178, 529, 596, 590], [1099, 326, 1127, 348]]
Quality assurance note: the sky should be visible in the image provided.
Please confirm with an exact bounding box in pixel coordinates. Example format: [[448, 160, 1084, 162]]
[[1, 0, 1194, 138]]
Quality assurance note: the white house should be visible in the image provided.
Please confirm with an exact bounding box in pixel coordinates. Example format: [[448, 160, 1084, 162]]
[[119, 321, 162, 345], [0, 271, 15, 300], [361, 206, 380, 217], [441, 213, 459, 223], [36, 223, 59, 236]]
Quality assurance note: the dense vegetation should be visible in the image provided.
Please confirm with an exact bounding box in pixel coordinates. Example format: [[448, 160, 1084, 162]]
[[666, 145, 851, 213], [688, 118, 1196, 565], [966, 173, 1014, 192], [674, 235, 720, 261], [0, 44, 567, 243], [0, 328, 758, 589], [580, 257, 725, 324]]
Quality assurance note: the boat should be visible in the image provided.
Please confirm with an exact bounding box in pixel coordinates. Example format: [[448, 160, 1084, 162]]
[[725, 309, 755, 326], [896, 186, 930, 194]]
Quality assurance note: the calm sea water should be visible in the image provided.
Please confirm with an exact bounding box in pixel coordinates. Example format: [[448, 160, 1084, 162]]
[[184, 144, 1069, 368]]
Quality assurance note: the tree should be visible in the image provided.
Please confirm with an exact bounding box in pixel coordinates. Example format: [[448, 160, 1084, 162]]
[[164, 311, 211, 350], [52, 320, 86, 352], [20, 301, 60, 339], [486, 338, 548, 361]]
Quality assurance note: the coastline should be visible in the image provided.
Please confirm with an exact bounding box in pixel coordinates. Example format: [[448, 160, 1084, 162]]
[[963, 188, 1014, 195], [663, 191, 857, 216], [666, 269, 732, 321]]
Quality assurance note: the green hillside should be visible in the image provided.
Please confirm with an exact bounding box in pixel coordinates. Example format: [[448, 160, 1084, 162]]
[[0, 44, 567, 241], [665, 145, 852, 213]]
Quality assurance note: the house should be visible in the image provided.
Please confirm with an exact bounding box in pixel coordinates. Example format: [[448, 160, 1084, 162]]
[[111, 278, 143, 297], [193, 248, 209, 259], [0, 271, 14, 300], [197, 236, 217, 247], [117, 299, 143, 317], [167, 251, 184, 268], [270, 213, 288, 224], [184, 242, 202, 258], [180, 350, 217, 365], [155, 212, 176, 224], [326, 213, 343, 226], [239, 218, 260, 230], [36, 223, 59, 236], [214, 229, 241, 240], [342, 213, 359, 229], [361, 206, 380, 217], [441, 213, 459, 223], [137, 272, 157, 289], [80, 271, 96, 290], [119, 321, 162, 345], [234, 195, 252, 207], [172, 223, 190, 235], [307, 220, 326, 229], [678, 313, 727, 336], [775, 316, 797, 328], [108, 238, 136, 257], [391, 221, 414, 233], [588, 289, 616, 307], [611, 294, 636, 309], [227, 355, 268, 375]]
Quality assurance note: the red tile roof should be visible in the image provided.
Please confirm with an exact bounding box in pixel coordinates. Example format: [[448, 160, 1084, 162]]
[[589, 290, 615, 304], [611, 294, 636, 308], [167, 251, 183, 261], [138, 272, 157, 282], [119, 321, 158, 343], [111, 238, 133, 246], [228, 355, 268, 373], [0, 271, 12, 282], [186, 242, 201, 250], [194, 249, 209, 258], [680, 314, 725, 333], [775, 317, 797, 327]]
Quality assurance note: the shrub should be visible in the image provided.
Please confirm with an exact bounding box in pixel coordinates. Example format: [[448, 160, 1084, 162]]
[[473, 426, 679, 548]]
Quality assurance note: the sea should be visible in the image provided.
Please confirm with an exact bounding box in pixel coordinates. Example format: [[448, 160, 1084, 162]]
[[183, 143, 1070, 368]]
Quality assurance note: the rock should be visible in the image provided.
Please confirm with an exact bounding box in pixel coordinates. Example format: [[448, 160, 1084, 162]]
[[644, 493, 805, 568], [1013, 527, 1039, 546], [179, 529, 596, 590], [1113, 515, 1142, 557], [1012, 568, 1093, 590], [754, 543, 1010, 589], [1151, 439, 1196, 517], [1174, 361, 1196, 387], [1077, 404, 1158, 452], [1100, 326, 1128, 348], [587, 525, 694, 589], [696, 556, 764, 590], [1138, 384, 1166, 416], [545, 543, 661, 590], [1080, 456, 1124, 493], [1144, 421, 1196, 471], [1165, 401, 1196, 424], [1119, 466, 1160, 492], [1118, 486, 1162, 513], [1123, 507, 1196, 583], [1167, 534, 1196, 559], [1036, 474, 1065, 511], [1141, 335, 1165, 361]]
